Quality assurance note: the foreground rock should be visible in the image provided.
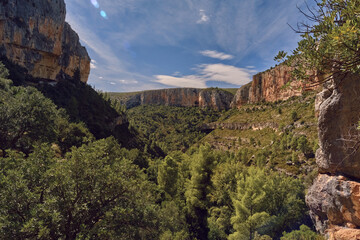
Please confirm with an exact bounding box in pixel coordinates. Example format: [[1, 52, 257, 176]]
[[315, 73, 360, 178], [306, 73, 360, 239], [0, 0, 90, 82], [122, 88, 234, 111]]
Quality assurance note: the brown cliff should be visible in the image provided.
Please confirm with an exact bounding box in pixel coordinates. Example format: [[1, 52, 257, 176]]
[[123, 88, 234, 111], [306, 73, 360, 239], [0, 0, 90, 82], [232, 64, 319, 108]]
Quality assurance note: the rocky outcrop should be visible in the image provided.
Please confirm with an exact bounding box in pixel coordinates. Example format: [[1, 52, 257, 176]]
[[306, 73, 360, 239], [122, 88, 234, 111], [230, 82, 251, 108], [249, 65, 304, 103], [201, 122, 278, 131], [0, 0, 90, 82], [232, 64, 319, 108]]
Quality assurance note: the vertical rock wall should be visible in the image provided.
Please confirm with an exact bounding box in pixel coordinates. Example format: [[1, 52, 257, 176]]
[[123, 88, 234, 111], [231, 64, 320, 108], [0, 0, 90, 82], [306, 73, 360, 239]]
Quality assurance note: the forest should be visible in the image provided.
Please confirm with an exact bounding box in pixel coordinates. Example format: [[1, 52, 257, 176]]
[[0, 60, 323, 239]]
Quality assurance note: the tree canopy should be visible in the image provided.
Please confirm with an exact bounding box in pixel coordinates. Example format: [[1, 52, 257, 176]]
[[279, 0, 360, 85]]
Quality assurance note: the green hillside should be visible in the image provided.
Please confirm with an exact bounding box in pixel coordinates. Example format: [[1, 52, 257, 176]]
[[0, 61, 321, 239]]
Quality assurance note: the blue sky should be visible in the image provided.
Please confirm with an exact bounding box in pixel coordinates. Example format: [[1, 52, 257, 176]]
[[65, 0, 308, 92]]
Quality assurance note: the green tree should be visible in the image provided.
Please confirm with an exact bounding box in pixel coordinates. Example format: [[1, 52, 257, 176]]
[[185, 145, 216, 240], [281, 225, 323, 240], [286, 0, 360, 83], [0, 84, 62, 154], [208, 160, 244, 239], [229, 167, 270, 240], [158, 156, 179, 198], [0, 61, 9, 79], [0, 138, 160, 239], [297, 136, 312, 156]]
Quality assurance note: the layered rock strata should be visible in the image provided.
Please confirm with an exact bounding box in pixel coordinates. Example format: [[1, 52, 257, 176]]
[[201, 122, 278, 131], [232, 64, 319, 108], [0, 0, 90, 82], [306, 73, 360, 239], [122, 88, 234, 111]]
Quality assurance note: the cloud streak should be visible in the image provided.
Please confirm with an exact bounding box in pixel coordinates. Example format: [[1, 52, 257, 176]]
[[154, 63, 252, 88], [200, 50, 234, 60]]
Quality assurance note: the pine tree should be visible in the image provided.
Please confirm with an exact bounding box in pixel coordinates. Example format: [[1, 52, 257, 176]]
[[185, 145, 215, 240], [229, 167, 270, 240]]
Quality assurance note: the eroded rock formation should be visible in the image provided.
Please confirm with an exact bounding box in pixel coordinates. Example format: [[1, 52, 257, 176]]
[[232, 64, 319, 108], [0, 0, 90, 82], [122, 88, 234, 111], [306, 73, 360, 239]]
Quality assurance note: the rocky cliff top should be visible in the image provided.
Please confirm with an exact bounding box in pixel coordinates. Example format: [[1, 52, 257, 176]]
[[0, 0, 90, 82]]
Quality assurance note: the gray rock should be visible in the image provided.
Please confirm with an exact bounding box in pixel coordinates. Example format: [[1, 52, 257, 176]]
[[306, 174, 360, 233], [316, 73, 360, 178]]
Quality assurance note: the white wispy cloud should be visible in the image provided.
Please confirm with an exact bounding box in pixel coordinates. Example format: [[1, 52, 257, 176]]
[[154, 63, 252, 88], [200, 50, 234, 60], [155, 75, 207, 88], [90, 59, 97, 69], [197, 9, 209, 24]]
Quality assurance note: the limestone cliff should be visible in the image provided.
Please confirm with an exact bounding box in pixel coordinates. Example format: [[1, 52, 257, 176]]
[[122, 88, 234, 111], [306, 73, 360, 239], [231, 64, 319, 108], [0, 0, 90, 82]]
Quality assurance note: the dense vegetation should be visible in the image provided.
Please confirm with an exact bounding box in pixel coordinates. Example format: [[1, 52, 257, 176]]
[[199, 94, 319, 178], [127, 105, 221, 153], [0, 60, 324, 239]]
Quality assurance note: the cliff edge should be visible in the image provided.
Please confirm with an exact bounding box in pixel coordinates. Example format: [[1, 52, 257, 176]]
[[0, 0, 90, 82]]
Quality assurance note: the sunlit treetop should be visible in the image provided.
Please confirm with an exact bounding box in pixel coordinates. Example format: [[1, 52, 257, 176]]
[[278, 0, 360, 85]]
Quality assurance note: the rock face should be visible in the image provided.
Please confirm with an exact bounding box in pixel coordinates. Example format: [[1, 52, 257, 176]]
[[249, 65, 304, 103], [123, 88, 234, 111], [306, 73, 360, 239], [230, 82, 251, 108], [0, 0, 90, 82], [232, 64, 319, 108]]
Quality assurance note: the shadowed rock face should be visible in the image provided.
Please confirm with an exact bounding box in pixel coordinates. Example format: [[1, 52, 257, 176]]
[[306, 73, 360, 239], [0, 0, 90, 82], [123, 88, 234, 111], [315, 74, 360, 178]]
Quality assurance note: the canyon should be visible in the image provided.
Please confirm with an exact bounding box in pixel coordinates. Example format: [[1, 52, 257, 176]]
[[2, 1, 360, 238], [0, 0, 90, 82], [119, 64, 319, 111]]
